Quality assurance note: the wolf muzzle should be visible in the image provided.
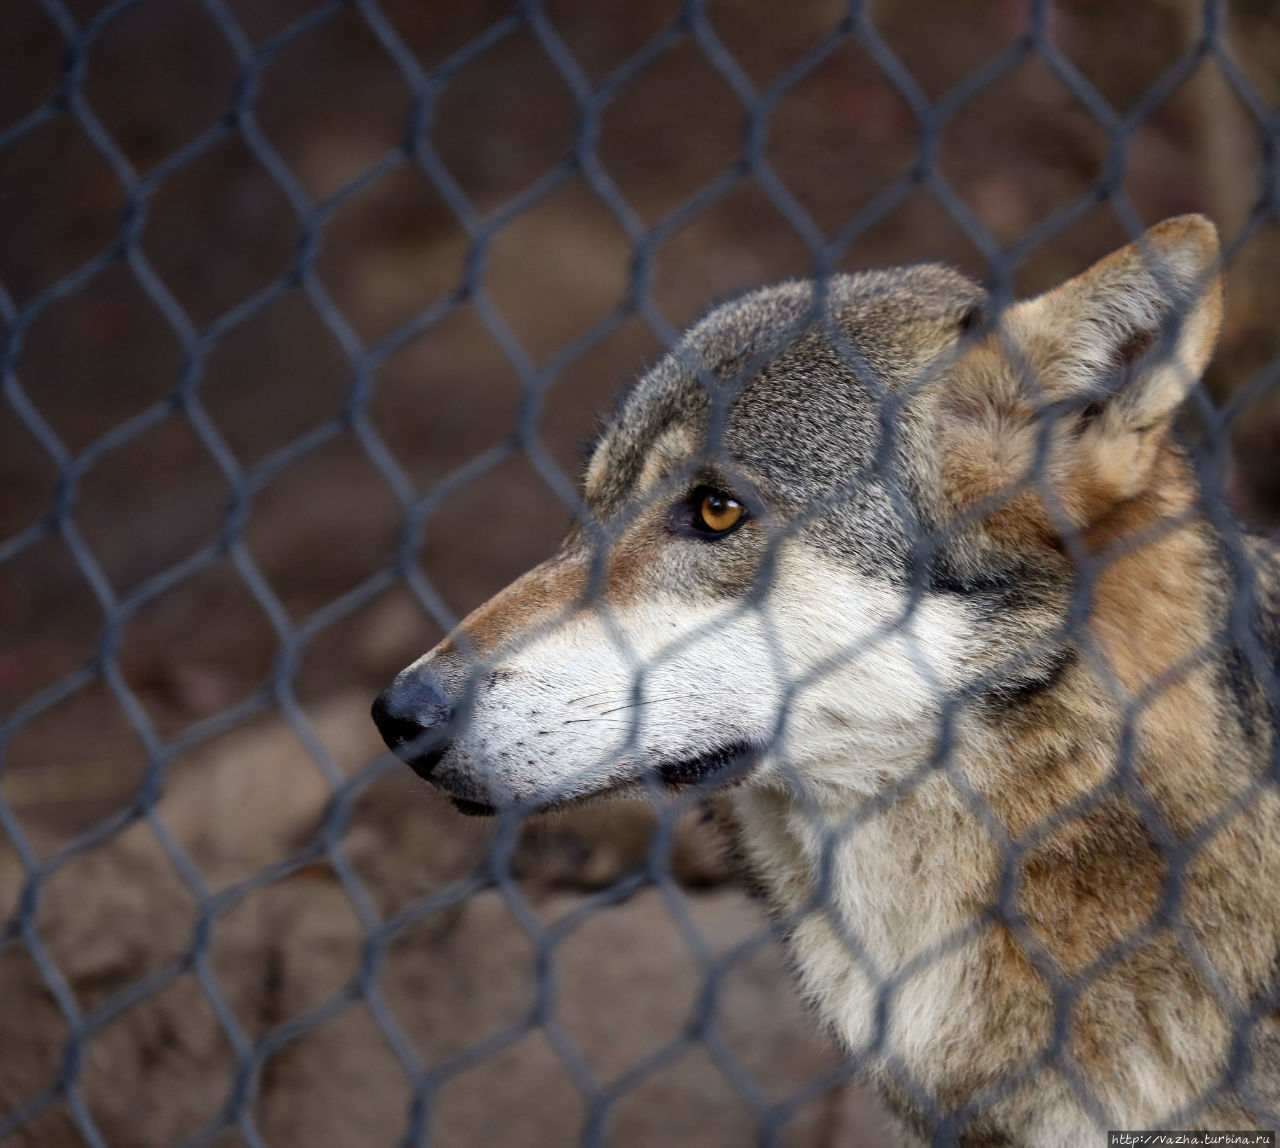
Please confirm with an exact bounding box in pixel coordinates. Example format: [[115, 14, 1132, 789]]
[[370, 669, 453, 781]]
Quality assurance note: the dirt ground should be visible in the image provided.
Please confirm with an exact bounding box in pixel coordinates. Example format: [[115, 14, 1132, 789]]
[[2, 0, 1280, 1144]]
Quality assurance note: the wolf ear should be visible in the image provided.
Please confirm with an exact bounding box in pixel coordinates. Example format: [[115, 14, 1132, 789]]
[[935, 217, 1224, 525], [1015, 214, 1224, 435]]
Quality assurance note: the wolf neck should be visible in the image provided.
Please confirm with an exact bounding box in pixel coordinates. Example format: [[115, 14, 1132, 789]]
[[724, 469, 1248, 1082], [953, 444, 1237, 838], [726, 768, 1000, 1079]]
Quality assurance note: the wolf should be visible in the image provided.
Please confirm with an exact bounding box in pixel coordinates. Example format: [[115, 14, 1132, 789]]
[[372, 216, 1280, 1145]]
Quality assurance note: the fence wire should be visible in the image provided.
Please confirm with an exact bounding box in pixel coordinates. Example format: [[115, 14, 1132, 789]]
[[2, 0, 1280, 1145]]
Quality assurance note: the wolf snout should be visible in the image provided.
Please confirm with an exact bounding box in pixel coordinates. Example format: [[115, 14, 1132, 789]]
[[371, 669, 453, 779]]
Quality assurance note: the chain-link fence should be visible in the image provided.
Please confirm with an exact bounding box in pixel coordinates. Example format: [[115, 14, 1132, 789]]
[[3, 0, 1280, 1144]]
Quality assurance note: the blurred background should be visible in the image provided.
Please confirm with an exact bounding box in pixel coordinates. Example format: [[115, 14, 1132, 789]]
[[1, 0, 1279, 1144]]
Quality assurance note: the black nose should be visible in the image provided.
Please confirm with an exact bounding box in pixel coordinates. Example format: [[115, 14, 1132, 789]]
[[371, 671, 453, 778]]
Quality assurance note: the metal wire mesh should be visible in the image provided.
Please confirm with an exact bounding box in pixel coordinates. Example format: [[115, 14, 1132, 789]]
[[2, 0, 1280, 1144]]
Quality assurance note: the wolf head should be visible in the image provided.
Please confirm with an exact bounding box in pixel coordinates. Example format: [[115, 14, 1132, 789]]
[[372, 216, 1224, 816]]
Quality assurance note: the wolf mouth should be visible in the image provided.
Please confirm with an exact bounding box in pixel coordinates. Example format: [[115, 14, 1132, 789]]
[[656, 741, 758, 789], [450, 796, 500, 817], [446, 741, 759, 818]]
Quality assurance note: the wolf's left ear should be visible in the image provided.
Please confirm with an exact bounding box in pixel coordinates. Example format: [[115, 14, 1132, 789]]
[[1015, 214, 1224, 435]]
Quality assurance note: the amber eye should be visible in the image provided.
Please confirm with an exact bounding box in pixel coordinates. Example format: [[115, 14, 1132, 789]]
[[697, 491, 745, 533]]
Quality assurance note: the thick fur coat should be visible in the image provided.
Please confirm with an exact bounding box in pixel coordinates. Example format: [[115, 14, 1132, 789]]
[[374, 216, 1280, 1145]]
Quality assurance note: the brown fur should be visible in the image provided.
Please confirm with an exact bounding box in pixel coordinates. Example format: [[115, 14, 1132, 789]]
[[859, 218, 1279, 1138]]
